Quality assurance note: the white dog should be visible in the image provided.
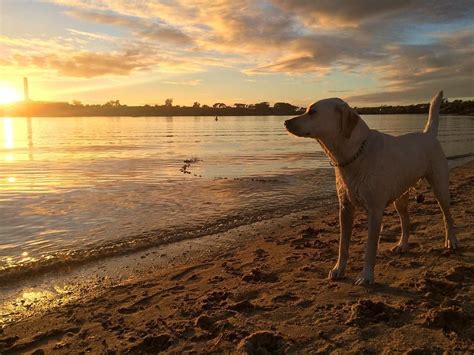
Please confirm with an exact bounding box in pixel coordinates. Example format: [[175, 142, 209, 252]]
[[284, 91, 459, 285]]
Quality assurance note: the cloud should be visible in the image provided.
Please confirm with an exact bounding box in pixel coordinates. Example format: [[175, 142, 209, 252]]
[[163, 79, 202, 86], [3, 0, 473, 102], [8, 51, 152, 78], [0, 34, 79, 54], [328, 89, 351, 93], [3, 45, 209, 78], [244, 32, 384, 75], [345, 29, 474, 104], [67, 9, 193, 45], [272, 0, 413, 28], [66, 28, 117, 42], [0, 34, 140, 77], [271, 0, 473, 28]]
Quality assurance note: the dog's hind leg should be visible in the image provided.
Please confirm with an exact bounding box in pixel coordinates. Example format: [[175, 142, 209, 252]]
[[328, 198, 354, 280], [427, 161, 460, 249], [356, 209, 384, 285], [391, 191, 410, 253]]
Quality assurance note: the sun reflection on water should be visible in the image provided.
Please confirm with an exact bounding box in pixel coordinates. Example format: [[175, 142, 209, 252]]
[[3, 118, 14, 149], [0, 285, 79, 326]]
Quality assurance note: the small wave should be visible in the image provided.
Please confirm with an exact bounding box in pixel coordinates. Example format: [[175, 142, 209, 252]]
[[0, 193, 337, 285], [447, 152, 474, 160]]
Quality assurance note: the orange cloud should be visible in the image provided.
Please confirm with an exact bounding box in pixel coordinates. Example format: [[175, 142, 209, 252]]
[[67, 9, 193, 45], [1, 0, 472, 103]]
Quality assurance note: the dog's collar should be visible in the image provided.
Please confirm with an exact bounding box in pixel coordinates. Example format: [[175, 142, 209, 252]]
[[329, 139, 367, 167]]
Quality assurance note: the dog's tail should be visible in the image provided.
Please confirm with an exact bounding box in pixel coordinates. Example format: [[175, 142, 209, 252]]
[[423, 90, 443, 136]]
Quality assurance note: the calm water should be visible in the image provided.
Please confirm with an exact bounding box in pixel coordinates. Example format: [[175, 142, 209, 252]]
[[1, 115, 473, 276]]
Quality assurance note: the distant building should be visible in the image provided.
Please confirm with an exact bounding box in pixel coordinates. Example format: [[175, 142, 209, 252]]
[[23, 77, 30, 101]]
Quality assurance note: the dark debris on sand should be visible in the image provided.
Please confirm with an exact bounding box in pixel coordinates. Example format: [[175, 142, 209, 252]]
[[424, 306, 473, 339], [126, 334, 173, 354], [237, 331, 287, 355], [241, 268, 279, 283], [345, 299, 404, 327]]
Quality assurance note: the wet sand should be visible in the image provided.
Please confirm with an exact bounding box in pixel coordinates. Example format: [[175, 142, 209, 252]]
[[1, 162, 473, 354]]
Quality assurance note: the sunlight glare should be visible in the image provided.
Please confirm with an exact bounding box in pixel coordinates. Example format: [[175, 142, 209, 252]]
[[0, 86, 22, 104]]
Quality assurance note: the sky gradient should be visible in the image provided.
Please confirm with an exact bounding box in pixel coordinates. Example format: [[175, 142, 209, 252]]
[[0, 0, 473, 106]]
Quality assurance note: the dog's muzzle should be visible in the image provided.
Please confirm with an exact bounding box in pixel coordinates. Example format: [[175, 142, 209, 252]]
[[284, 119, 296, 130], [285, 118, 299, 136]]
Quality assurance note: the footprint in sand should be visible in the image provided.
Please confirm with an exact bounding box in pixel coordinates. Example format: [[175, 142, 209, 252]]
[[241, 268, 279, 283], [272, 292, 299, 303], [445, 265, 474, 282], [170, 263, 214, 281]]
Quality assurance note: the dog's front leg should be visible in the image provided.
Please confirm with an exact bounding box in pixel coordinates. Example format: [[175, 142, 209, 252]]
[[328, 199, 354, 280], [355, 209, 383, 285], [391, 191, 410, 253]]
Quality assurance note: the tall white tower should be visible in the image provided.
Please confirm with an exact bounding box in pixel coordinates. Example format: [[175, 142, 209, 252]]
[[23, 77, 30, 101]]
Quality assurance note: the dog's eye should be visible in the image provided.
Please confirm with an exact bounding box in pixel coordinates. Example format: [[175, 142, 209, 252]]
[[308, 107, 317, 115]]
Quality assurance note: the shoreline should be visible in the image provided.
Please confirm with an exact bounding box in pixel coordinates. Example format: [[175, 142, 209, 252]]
[[0, 193, 336, 286], [1, 161, 473, 353], [2, 113, 474, 118], [2, 155, 472, 286]]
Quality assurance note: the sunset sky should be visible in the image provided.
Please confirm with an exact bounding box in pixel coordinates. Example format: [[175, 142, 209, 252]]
[[0, 0, 473, 106]]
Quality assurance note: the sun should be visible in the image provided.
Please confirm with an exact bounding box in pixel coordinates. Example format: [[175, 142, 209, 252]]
[[0, 85, 22, 104]]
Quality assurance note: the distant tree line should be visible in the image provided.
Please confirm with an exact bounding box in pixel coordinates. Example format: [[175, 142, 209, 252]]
[[0, 100, 304, 117], [1, 98, 473, 117], [355, 99, 474, 115]]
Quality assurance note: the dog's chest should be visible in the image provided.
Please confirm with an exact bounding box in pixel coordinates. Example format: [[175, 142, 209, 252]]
[[336, 170, 368, 207]]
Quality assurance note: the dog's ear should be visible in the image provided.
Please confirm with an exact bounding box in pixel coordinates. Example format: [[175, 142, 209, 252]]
[[337, 103, 359, 138]]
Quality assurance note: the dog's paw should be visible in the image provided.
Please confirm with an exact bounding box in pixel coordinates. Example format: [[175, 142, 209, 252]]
[[391, 243, 409, 254], [328, 266, 344, 280], [355, 272, 374, 286], [445, 237, 461, 250]]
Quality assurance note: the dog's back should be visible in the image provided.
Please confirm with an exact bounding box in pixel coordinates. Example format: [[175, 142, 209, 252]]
[[348, 93, 446, 206], [382, 90, 445, 186], [374, 131, 444, 200]]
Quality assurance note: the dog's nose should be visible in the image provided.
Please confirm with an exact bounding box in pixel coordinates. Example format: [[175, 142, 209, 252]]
[[284, 120, 289, 126]]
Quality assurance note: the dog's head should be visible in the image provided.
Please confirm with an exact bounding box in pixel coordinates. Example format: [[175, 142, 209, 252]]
[[285, 98, 360, 140]]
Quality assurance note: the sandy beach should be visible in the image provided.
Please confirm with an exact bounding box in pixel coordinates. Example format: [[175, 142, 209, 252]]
[[1, 161, 473, 354]]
